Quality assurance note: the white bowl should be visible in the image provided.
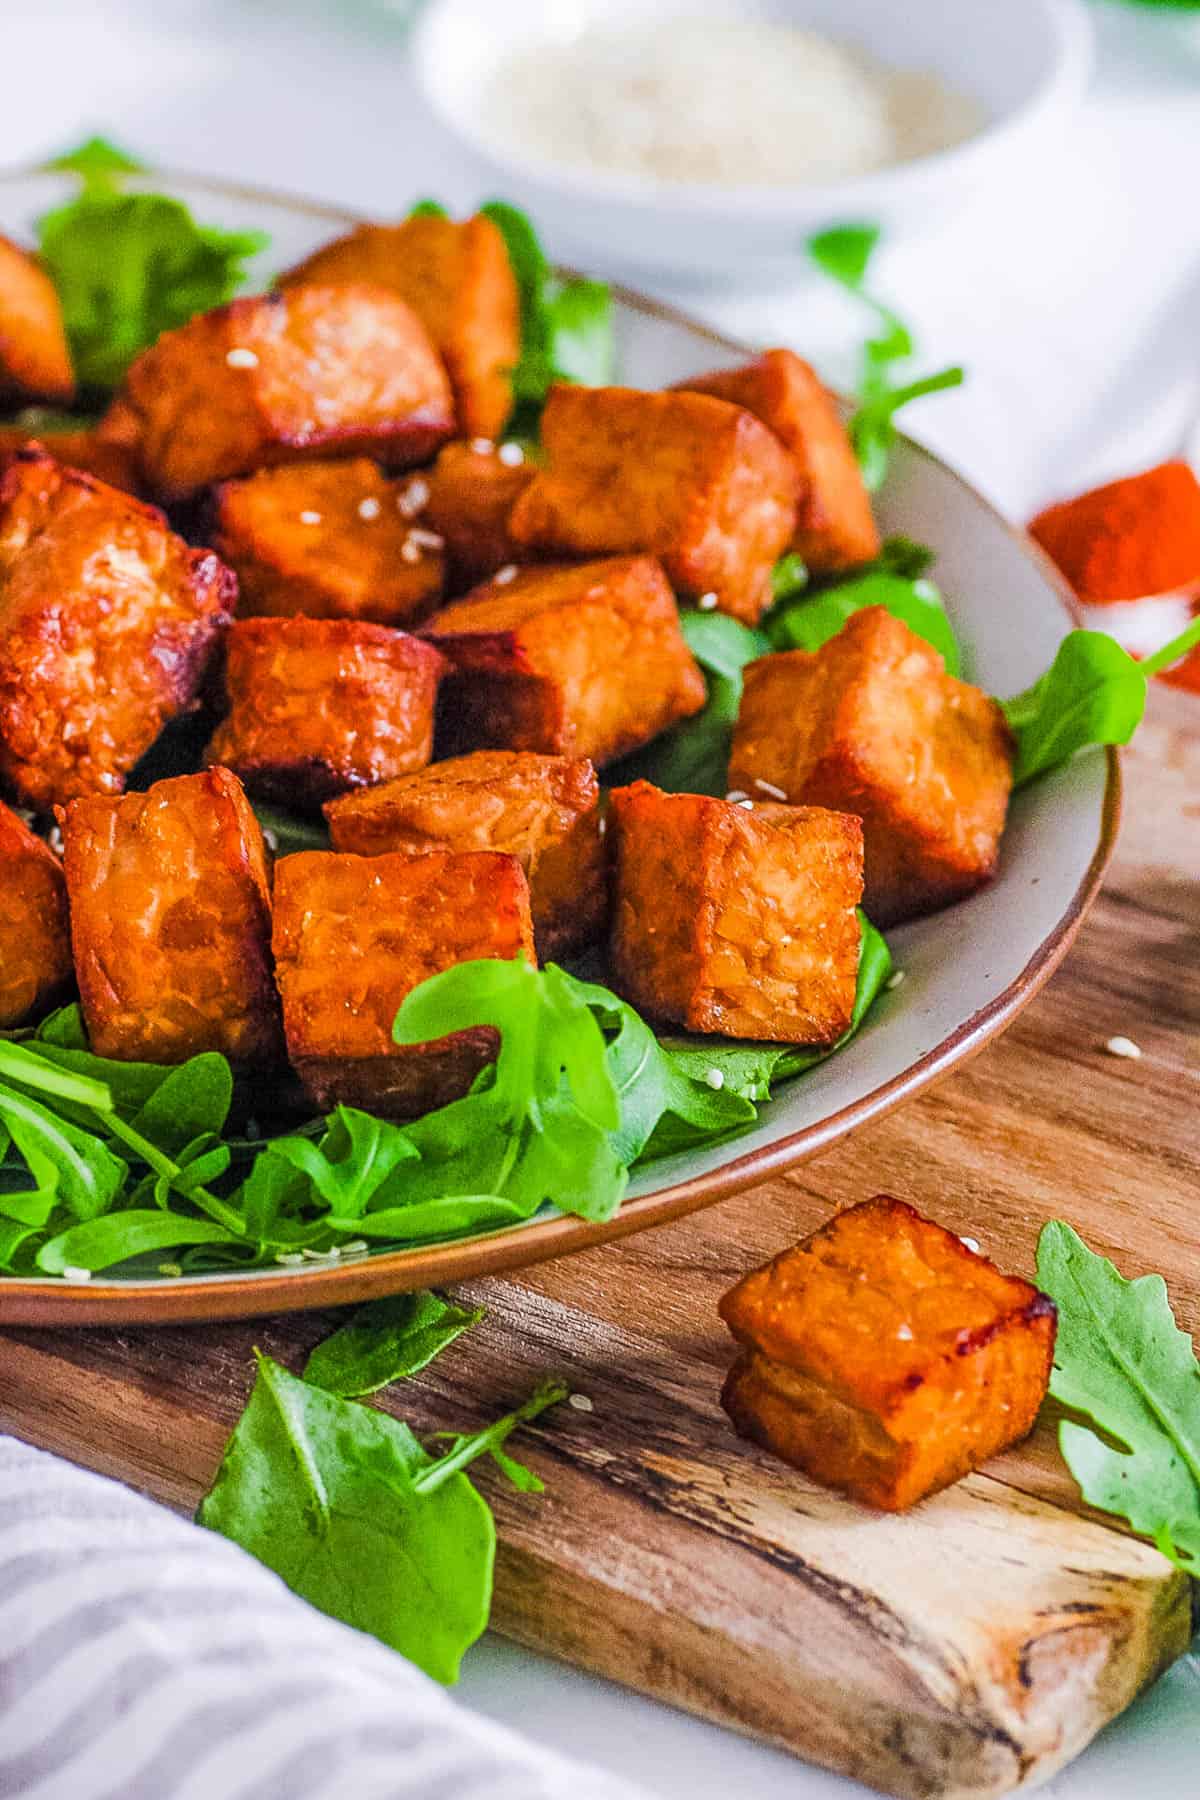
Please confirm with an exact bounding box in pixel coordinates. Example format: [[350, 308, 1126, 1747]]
[[412, 0, 1093, 282]]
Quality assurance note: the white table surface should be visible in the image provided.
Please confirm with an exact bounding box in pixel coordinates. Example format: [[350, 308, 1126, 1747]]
[[2, 3, 1196, 1794]]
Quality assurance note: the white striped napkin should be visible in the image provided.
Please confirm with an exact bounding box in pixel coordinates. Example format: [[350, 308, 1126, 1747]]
[[0, 1435, 648, 1800]]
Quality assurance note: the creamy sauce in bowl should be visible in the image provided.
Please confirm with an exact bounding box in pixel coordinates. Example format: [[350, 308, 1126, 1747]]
[[481, 18, 984, 189]]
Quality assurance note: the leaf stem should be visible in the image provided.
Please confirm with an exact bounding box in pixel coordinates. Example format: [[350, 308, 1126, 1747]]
[[1140, 614, 1200, 677], [413, 1379, 568, 1495], [103, 1112, 247, 1237]]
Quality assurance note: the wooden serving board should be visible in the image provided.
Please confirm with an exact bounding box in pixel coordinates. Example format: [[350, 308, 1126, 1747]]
[[1, 686, 1198, 1799]]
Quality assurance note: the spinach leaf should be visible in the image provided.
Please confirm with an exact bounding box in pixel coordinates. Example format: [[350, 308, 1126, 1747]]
[[198, 1355, 564, 1683], [766, 568, 962, 675], [304, 1292, 485, 1398], [1036, 1221, 1200, 1573]]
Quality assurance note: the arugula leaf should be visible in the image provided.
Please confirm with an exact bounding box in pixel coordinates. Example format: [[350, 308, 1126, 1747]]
[[198, 1354, 563, 1682], [610, 610, 769, 797], [37, 141, 268, 390], [47, 135, 144, 184], [250, 802, 330, 857], [875, 535, 937, 580], [37, 1210, 240, 1275], [264, 1106, 419, 1220], [771, 552, 809, 602], [408, 198, 450, 218], [766, 568, 962, 675], [1036, 1221, 1200, 1573], [305, 1292, 485, 1398], [1003, 617, 1200, 788], [808, 223, 882, 289]]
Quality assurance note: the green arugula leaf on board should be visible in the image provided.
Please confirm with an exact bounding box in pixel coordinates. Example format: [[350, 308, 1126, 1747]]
[[305, 1291, 486, 1398], [611, 609, 770, 797], [198, 1354, 565, 1682], [38, 138, 268, 390], [1036, 1221, 1200, 1574], [808, 222, 964, 491], [766, 567, 962, 676]]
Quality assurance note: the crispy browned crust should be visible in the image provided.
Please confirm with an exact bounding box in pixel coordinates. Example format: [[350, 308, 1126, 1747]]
[[677, 349, 880, 574], [210, 459, 444, 626], [115, 284, 455, 500], [719, 1196, 1057, 1511], [0, 428, 143, 496], [58, 767, 283, 1065], [0, 450, 235, 812], [507, 385, 799, 624], [271, 847, 535, 1119], [423, 440, 535, 592], [0, 235, 74, 405], [205, 616, 446, 809], [0, 799, 72, 1027], [280, 215, 520, 439], [729, 607, 1015, 927], [607, 780, 863, 1043], [426, 555, 706, 766], [325, 749, 606, 958]]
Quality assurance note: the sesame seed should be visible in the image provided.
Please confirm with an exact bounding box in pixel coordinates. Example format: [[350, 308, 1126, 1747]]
[[886, 969, 906, 991], [275, 1252, 306, 1266], [568, 1393, 594, 1413], [959, 1235, 981, 1254], [753, 778, 788, 800], [725, 789, 750, 802], [301, 1245, 340, 1261], [697, 591, 719, 611], [704, 1067, 725, 1090], [157, 1262, 183, 1278], [494, 563, 518, 585], [398, 477, 429, 517], [61, 1265, 93, 1283], [896, 1323, 914, 1341], [735, 798, 755, 810], [338, 1239, 368, 1256], [225, 347, 259, 369], [358, 496, 382, 521], [1104, 1035, 1142, 1060], [596, 815, 607, 837], [470, 437, 495, 455], [401, 540, 422, 564], [299, 510, 322, 525], [498, 440, 525, 466], [260, 828, 278, 854], [407, 527, 444, 550]]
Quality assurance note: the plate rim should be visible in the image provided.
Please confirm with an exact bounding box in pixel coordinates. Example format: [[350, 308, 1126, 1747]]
[[0, 164, 1121, 1325]]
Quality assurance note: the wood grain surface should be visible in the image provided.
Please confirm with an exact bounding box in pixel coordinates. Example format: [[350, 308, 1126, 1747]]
[[1, 686, 1198, 1800]]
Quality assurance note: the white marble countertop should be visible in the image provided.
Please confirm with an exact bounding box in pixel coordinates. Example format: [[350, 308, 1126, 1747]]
[[2, 3, 1196, 1793]]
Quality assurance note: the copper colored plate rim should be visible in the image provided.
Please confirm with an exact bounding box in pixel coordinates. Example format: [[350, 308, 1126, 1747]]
[[0, 165, 1121, 1327]]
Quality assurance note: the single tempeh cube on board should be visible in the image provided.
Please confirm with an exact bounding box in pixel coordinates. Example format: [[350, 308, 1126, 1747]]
[[0, 451, 235, 812], [720, 1197, 1057, 1511], [272, 848, 536, 1119], [114, 284, 455, 500], [58, 768, 282, 1065], [0, 799, 72, 1029], [325, 750, 606, 958], [729, 607, 1014, 927], [508, 385, 799, 623], [676, 348, 880, 575], [209, 459, 445, 626], [0, 234, 74, 405], [608, 781, 863, 1043], [423, 440, 535, 592], [426, 555, 707, 765], [205, 617, 445, 810], [280, 213, 521, 440]]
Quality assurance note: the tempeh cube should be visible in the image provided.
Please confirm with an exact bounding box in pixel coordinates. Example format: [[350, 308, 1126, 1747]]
[[608, 781, 863, 1043], [205, 617, 445, 810], [426, 555, 706, 766], [0, 800, 72, 1028], [508, 385, 799, 624], [325, 750, 605, 958], [423, 439, 534, 592], [728, 607, 1014, 927], [58, 767, 282, 1065], [720, 1196, 1057, 1511], [271, 847, 535, 1117]]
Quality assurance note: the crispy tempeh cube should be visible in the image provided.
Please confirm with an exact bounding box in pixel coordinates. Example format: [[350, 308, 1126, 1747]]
[[728, 607, 1014, 927], [272, 847, 535, 1117], [0, 451, 235, 812], [0, 800, 72, 1028], [205, 617, 445, 810], [508, 385, 799, 624], [608, 781, 863, 1043], [720, 1196, 1057, 1511], [0, 235, 74, 406], [210, 459, 444, 626], [677, 349, 880, 575], [325, 750, 605, 958], [59, 767, 282, 1065], [426, 555, 706, 766], [423, 440, 535, 592], [115, 284, 455, 500], [280, 214, 521, 440]]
